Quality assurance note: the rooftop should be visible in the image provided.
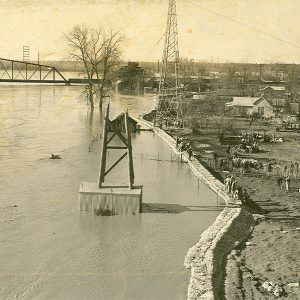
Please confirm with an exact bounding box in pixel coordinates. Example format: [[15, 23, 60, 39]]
[[225, 96, 263, 107], [261, 86, 285, 91]]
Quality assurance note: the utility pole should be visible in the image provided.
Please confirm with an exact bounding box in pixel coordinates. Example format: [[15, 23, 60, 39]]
[[157, 0, 181, 121]]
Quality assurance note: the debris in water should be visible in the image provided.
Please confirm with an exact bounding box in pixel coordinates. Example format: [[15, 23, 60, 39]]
[[94, 209, 116, 216], [50, 153, 61, 159]]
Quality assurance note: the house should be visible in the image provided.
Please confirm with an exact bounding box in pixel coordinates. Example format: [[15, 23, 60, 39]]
[[260, 86, 285, 100], [225, 96, 275, 117]]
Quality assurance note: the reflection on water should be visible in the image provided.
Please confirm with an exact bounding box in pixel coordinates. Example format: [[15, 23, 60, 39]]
[[0, 85, 223, 300]]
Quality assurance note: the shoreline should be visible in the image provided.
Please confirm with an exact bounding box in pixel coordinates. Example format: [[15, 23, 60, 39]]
[[137, 117, 256, 299]]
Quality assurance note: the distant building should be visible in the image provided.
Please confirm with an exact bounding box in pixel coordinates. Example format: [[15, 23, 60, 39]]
[[225, 96, 275, 117], [270, 70, 288, 80], [260, 86, 286, 100]]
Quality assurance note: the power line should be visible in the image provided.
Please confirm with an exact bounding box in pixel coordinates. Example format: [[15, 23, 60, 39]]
[[189, 0, 300, 50], [179, 2, 234, 61]]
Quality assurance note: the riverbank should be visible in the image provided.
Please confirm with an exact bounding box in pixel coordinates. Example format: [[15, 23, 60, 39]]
[[145, 116, 300, 299], [138, 117, 259, 299]]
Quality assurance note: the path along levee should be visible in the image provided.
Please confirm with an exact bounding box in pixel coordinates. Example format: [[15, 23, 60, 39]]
[[137, 118, 256, 300]]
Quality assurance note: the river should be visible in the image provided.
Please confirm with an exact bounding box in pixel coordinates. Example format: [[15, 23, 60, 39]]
[[0, 84, 223, 300]]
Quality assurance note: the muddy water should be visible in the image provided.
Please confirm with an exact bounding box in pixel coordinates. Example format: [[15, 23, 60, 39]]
[[0, 85, 223, 300]]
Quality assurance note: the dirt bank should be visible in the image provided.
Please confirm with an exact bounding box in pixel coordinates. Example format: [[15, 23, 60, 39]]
[[225, 219, 300, 299], [138, 117, 256, 299], [184, 207, 255, 299], [166, 119, 300, 299]]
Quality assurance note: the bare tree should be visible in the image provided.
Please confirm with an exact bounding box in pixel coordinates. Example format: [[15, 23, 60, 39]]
[[89, 29, 123, 107], [65, 25, 123, 109], [233, 64, 250, 96], [65, 25, 95, 107]]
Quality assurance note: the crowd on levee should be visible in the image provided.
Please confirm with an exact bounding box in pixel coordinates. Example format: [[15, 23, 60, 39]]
[[224, 174, 250, 204], [220, 145, 300, 179], [175, 136, 252, 205], [175, 133, 298, 206]]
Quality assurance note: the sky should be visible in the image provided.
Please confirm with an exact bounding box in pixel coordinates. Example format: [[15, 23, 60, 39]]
[[0, 0, 300, 63]]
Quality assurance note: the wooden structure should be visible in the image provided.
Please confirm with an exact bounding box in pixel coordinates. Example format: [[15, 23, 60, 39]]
[[99, 104, 135, 189], [79, 103, 142, 214], [107, 112, 138, 133]]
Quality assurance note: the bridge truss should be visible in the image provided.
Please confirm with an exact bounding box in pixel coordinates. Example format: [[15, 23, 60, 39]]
[[0, 57, 68, 84]]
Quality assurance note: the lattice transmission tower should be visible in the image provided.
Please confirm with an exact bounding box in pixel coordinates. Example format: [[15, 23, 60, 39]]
[[157, 0, 181, 120], [22, 46, 30, 62]]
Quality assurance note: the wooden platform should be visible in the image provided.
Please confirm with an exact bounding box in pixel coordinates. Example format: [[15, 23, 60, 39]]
[[79, 181, 143, 214]]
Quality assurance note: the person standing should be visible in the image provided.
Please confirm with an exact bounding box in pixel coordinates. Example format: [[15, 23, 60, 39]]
[[226, 145, 231, 158], [277, 177, 283, 189], [294, 162, 299, 178], [243, 188, 250, 205], [289, 161, 294, 178], [285, 176, 291, 191], [220, 158, 224, 171], [213, 152, 218, 168], [231, 180, 237, 196]]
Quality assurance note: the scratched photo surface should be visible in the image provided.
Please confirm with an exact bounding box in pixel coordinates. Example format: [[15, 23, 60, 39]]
[[0, 1, 299, 300]]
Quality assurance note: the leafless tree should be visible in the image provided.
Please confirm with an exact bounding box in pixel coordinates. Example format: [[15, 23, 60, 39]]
[[65, 25, 123, 109], [233, 64, 250, 97]]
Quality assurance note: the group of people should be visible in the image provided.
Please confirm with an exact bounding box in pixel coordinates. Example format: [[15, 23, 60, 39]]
[[224, 174, 251, 205], [221, 147, 300, 181], [241, 131, 263, 143], [276, 176, 291, 191], [274, 161, 299, 179], [175, 136, 194, 159], [231, 157, 260, 173]]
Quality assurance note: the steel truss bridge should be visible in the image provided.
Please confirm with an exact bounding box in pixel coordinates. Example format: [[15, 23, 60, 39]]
[[0, 57, 69, 84]]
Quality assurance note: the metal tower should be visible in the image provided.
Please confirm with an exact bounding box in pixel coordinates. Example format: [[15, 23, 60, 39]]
[[157, 0, 181, 119], [22, 46, 30, 62]]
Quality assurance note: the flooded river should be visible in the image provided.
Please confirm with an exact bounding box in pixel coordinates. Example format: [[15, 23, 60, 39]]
[[0, 85, 223, 300]]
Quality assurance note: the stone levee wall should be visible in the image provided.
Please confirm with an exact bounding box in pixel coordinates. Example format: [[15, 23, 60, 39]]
[[137, 117, 255, 299]]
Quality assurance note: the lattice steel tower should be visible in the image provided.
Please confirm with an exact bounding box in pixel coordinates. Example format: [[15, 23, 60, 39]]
[[22, 46, 30, 62], [157, 0, 181, 118]]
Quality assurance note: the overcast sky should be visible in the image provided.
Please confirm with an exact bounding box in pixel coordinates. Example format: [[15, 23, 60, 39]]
[[1, 0, 300, 63]]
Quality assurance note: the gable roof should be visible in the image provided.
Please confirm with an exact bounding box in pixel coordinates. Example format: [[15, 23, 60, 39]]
[[261, 86, 285, 91], [232, 96, 262, 107], [112, 112, 137, 125], [225, 96, 273, 108]]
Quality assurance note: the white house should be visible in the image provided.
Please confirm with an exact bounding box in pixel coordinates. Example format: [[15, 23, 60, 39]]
[[225, 96, 275, 117]]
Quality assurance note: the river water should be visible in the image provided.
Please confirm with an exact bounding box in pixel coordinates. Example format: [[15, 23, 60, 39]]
[[0, 84, 223, 300]]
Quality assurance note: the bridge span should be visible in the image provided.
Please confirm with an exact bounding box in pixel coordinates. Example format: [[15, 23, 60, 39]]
[[0, 57, 69, 84]]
